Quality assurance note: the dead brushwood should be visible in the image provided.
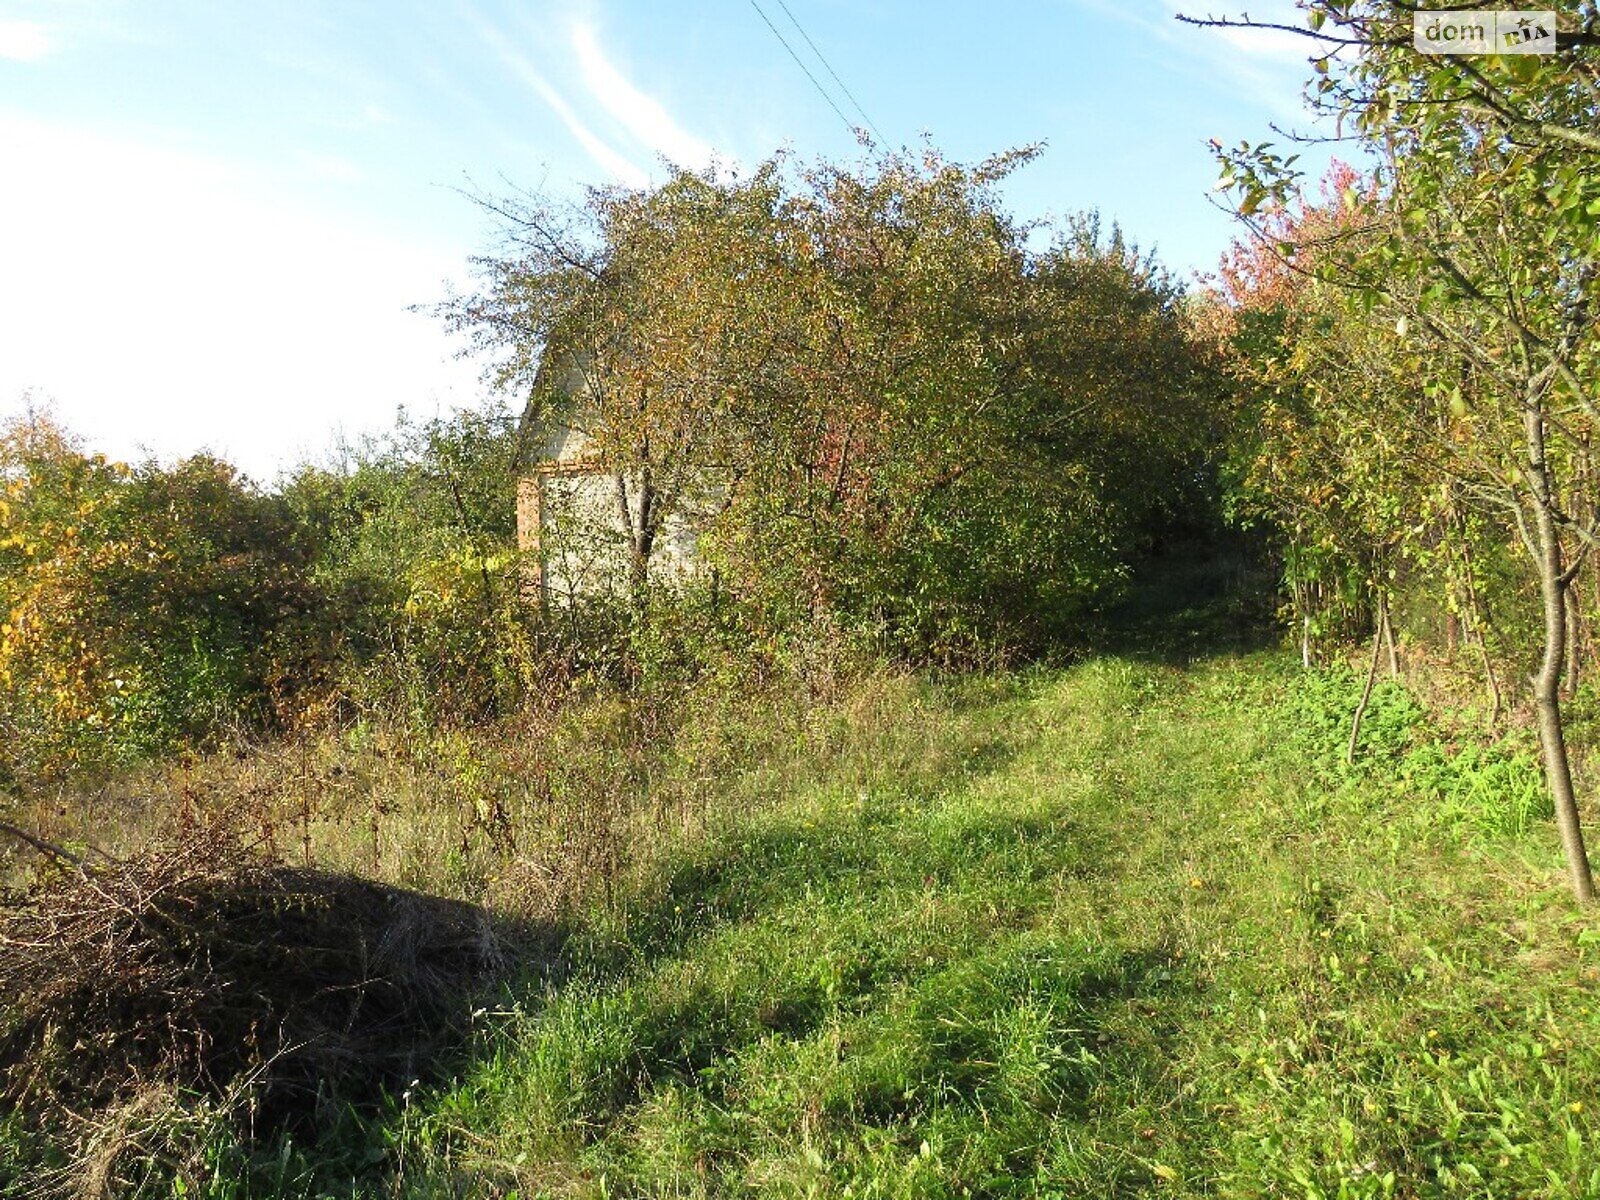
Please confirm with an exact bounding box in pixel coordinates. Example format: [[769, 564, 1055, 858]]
[[0, 813, 539, 1138]]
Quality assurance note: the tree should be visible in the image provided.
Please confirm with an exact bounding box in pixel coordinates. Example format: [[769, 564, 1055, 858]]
[[448, 164, 804, 611], [446, 146, 1220, 658], [1198, 0, 1600, 898]]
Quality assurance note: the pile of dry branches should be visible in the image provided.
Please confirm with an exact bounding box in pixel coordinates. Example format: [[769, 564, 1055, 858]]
[[0, 814, 524, 1131]]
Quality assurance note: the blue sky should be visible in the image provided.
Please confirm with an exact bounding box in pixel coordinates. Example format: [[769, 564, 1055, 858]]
[[0, 0, 1316, 479]]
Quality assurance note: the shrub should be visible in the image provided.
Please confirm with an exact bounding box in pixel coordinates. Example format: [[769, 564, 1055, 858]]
[[0, 414, 326, 780]]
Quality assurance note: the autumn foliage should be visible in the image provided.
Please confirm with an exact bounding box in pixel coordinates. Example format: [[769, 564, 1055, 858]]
[[450, 148, 1221, 657]]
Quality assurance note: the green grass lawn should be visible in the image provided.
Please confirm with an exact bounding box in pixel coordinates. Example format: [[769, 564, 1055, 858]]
[[252, 647, 1600, 1199]]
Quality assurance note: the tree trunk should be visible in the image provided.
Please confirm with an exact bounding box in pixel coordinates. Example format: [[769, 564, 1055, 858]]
[[1475, 619, 1503, 734], [1379, 591, 1399, 679], [1347, 616, 1384, 765], [633, 479, 657, 601], [1526, 404, 1596, 902], [615, 472, 657, 613], [1565, 586, 1583, 700], [1458, 533, 1502, 731]]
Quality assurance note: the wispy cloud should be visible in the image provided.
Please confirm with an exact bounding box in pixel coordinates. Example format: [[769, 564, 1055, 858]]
[[570, 21, 714, 170], [1156, 0, 1314, 68], [1077, 0, 1320, 126], [0, 19, 52, 62], [516, 56, 649, 187], [1212, 23, 1316, 65], [320, 101, 395, 133], [464, 9, 648, 187]]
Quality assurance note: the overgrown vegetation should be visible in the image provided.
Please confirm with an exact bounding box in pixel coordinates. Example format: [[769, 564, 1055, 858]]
[[448, 149, 1216, 658], [16, 631, 1597, 1197], [1, 9, 1598, 1187], [1201, 0, 1600, 896], [364, 652, 1600, 1199]]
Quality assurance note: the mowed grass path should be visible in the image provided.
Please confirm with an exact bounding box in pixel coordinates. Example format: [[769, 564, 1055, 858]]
[[380, 655, 1600, 1199]]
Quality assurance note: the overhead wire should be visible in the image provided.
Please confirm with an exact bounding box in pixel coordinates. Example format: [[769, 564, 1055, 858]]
[[746, 0, 863, 141], [770, 0, 885, 145]]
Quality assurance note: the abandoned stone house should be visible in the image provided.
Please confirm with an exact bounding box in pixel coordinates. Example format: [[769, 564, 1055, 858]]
[[514, 352, 703, 605]]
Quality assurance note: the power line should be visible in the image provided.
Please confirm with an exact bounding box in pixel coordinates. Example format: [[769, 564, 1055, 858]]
[[771, 0, 885, 145], [746, 0, 859, 140]]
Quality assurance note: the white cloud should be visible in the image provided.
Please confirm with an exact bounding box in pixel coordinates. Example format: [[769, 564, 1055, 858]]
[[321, 102, 395, 133], [502, 48, 650, 187], [465, 11, 648, 188], [570, 21, 714, 170], [297, 150, 366, 183], [0, 19, 52, 62], [0, 112, 480, 478], [1157, 0, 1316, 71], [1215, 22, 1315, 66], [1077, 0, 1318, 125]]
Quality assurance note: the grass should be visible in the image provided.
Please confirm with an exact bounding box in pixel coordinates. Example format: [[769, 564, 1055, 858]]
[[11, 553, 1600, 1197], [196, 643, 1595, 1199]]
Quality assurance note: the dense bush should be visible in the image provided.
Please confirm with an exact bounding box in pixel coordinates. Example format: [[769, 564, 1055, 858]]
[[448, 150, 1222, 662], [279, 402, 532, 723], [0, 414, 324, 781]]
